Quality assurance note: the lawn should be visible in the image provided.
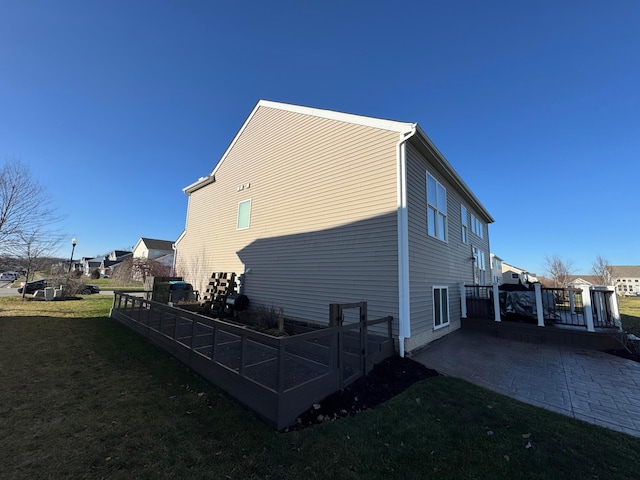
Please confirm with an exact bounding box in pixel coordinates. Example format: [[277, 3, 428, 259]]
[[1, 296, 640, 479], [619, 296, 640, 337]]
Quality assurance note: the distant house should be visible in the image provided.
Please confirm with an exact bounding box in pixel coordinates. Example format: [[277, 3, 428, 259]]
[[174, 100, 494, 354], [100, 251, 133, 277], [566, 275, 599, 287], [490, 254, 503, 285], [501, 262, 538, 285], [81, 257, 102, 276], [131, 237, 175, 280], [133, 238, 175, 262], [610, 266, 640, 296]]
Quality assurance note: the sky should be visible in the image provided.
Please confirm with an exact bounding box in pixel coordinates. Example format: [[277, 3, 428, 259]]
[[1, 0, 639, 275]]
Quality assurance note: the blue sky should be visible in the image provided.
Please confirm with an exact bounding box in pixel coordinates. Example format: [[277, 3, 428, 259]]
[[1, 1, 638, 275]]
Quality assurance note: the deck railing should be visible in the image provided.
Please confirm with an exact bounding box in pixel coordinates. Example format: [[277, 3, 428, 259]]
[[110, 292, 394, 430], [462, 283, 620, 332]]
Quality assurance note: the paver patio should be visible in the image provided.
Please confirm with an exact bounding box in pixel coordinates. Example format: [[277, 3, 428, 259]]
[[411, 328, 640, 437]]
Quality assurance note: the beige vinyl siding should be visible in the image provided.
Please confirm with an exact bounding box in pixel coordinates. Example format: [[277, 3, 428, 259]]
[[404, 143, 490, 349], [176, 105, 401, 326]]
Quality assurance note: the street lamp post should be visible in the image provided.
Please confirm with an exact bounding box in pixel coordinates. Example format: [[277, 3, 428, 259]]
[[68, 238, 77, 273]]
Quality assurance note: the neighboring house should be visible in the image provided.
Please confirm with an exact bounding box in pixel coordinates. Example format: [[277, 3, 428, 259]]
[[490, 254, 503, 285], [566, 275, 599, 287], [81, 257, 101, 276], [133, 238, 175, 262], [174, 100, 494, 354], [131, 238, 175, 280], [610, 266, 640, 296], [501, 262, 538, 285], [100, 251, 132, 277]]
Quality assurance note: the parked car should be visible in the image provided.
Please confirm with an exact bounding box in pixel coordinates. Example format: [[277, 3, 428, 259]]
[[1, 272, 18, 281], [79, 284, 100, 295], [17, 279, 48, 294]]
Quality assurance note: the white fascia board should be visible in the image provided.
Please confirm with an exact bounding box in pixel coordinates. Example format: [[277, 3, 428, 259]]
[[413, 125, 495, 224], [183, 99, 415, 195], [183, 174, 215, 195], [258, 99, 415, 134]]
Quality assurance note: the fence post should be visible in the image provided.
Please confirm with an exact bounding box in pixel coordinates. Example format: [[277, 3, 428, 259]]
[[460, 282, 467, 318], [580, 285, 595, 332], [534, 283, 545, 327], [492, 283, 501, 322], [607, 287, 622, 329], [360, 302, 367, 375]]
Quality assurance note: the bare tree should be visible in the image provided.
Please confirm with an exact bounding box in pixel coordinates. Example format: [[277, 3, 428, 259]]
[[0, 160, 59, 252], [592, 255, 613, 286], [544, 255, 574, 288], [7, 229, 62, 299], [175, 247, 212, 299]]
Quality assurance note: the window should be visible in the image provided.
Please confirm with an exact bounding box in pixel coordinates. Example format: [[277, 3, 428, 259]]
[[433, 286, 450, 329], [461, 205, 468, 244], [511, 273, 519, 279], [427, 173, 447, 241], [471, 214, 484, 238], [237, 199, 251, 230], [472, 247, 486, 284]]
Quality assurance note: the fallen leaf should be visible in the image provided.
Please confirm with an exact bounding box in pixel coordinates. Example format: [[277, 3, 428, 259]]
[[504, 455, 510, 461], [522, 433, 531, 439]]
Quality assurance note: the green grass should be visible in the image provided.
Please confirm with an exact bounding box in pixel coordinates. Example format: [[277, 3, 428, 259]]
[[619, 296, 640, 337], [1, 296, 640, 479]]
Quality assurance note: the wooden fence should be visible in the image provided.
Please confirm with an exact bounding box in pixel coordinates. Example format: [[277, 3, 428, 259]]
[[110, 292, 394, 430]]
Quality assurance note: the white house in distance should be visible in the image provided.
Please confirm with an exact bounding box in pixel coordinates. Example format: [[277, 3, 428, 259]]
[[174, 100, 494, 354], [490, 254, 503, 285], [132, 238, 175, 268], [501, 262, 538, 286]]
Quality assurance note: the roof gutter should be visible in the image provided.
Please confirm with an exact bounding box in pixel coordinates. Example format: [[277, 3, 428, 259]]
[[396, 124, 417, 357], [183, 175, 215, 195]]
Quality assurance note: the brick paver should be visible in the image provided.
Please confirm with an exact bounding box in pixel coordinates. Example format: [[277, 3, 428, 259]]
[[411, 328, 640, 437]]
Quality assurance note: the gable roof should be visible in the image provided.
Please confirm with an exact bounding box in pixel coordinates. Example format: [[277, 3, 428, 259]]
[[183, 100, 494, 223], [136, 237, 175, 251], [567, 275, 600, 285], [610, 266, 640, 278]]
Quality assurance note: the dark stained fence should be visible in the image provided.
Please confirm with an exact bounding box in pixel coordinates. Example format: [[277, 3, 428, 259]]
[[541, 287, 587, 327], [110, 292, 394, 430], [465, 285, 494, 320]]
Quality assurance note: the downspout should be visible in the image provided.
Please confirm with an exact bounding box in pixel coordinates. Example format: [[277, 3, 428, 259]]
[[396, 125, 417, 357]]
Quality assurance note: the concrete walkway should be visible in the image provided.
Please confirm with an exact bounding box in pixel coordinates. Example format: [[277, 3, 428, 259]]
[[411, 329, 640, 437]]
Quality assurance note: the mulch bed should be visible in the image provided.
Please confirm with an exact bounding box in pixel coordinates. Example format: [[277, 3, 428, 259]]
[[286, 355, 440, 431]]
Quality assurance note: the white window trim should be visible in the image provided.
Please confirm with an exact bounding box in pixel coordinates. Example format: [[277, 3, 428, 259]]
[[471, 214, 484, 239], [433, 286, 450, 330], [427, 173, 448, 242], [461, 205, 468, 244], [237, 199, 251, 230]]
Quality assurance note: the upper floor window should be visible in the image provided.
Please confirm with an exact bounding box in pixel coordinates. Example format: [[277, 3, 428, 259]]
[[427, 173, 447, 241], [461, 205, 468, 244], [471, 214, 484, 238], [237, 199, 251, 230]]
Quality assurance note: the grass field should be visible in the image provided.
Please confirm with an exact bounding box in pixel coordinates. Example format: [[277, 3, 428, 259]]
[[619, 296, 640, 337], [1, 296, 640, 479]]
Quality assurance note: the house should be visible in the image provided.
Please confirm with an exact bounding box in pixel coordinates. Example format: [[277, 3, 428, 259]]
[[610, 266, 640, 296], [80, 257, 101, 276], [566, 275, 599, 287], [99, 250, 132, 277], [133, 238, 175, 262], [490, 254, 503, 285], [131, 238, 175, 280], [174, 100, 494, 355], [501, 262, 538, 286]]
